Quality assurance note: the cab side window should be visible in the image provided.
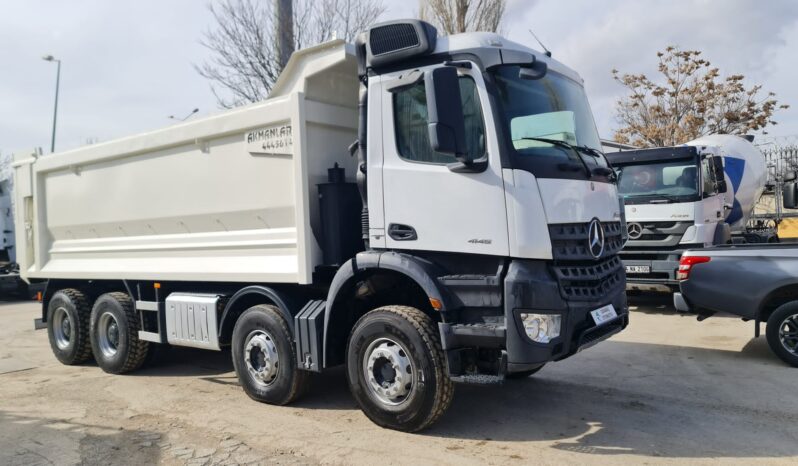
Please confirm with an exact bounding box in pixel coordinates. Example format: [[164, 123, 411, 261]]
[[701, 159, 716, 196], [393, 77, 486, 164]]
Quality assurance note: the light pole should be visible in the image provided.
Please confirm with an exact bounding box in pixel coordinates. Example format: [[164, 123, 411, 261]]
[[42, 55, 61, 153], [168, 108, 199, 122]]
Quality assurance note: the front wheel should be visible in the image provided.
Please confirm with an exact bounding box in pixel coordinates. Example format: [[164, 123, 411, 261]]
[[346, 305, 453, 432], [766, 302, 798, 367]]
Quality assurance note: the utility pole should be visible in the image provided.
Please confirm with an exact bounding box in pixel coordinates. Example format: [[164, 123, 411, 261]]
[[275, 0, 294, 69], [42, 55, 61, 153]]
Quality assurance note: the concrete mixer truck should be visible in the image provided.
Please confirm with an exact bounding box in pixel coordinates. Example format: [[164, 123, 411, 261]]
[[606, 134, 771, 292], [14, 20, 628, 432]]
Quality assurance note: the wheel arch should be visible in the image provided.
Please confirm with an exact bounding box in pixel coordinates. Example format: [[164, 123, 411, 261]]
[[322, 251, 454, 368], [218, 285, 300, 346], [757, 283, 798, 324]]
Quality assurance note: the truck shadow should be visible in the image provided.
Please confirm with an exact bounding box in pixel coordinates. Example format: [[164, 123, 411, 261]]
[[423, 339, 797, 459], [128, 335, 795, 458], [628, 293, 742, 319]]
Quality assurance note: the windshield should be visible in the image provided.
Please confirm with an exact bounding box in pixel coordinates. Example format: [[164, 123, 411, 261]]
[[616, 160, 699, 202], [491, 65, 606, 174]]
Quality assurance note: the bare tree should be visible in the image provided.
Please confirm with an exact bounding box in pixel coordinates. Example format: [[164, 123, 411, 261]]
[[612, 46, 789, 148], [419, 0, 506, 34], [196, 0, 385, 108]]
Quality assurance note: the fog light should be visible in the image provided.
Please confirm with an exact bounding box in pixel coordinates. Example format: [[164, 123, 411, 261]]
[[519, 313, 561, 343]]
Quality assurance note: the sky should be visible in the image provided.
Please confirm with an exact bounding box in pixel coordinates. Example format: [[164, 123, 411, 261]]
[[1, 0, 798, 156]]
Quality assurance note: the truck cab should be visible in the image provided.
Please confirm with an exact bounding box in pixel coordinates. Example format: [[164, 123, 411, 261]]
[[351, 21, 628, 375], [608, 134, 767, 292]]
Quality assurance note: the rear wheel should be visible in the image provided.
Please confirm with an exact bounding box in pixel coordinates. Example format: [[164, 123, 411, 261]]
[[505, 364, 545, 379], [47, 289, 93, 365], [346, 305, 453, 432], [90, 292, 149, 374], [766, 302, 798, 367], [231, 305, 307, 405]]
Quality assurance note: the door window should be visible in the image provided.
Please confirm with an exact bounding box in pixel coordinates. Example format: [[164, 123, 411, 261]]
[[393, 76, 486, 164], [701, 159, 717, 196]]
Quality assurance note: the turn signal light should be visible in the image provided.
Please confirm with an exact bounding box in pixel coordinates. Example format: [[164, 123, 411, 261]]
[[677, 256, 711, 280]]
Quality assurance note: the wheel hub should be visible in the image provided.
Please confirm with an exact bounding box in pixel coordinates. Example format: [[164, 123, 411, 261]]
[[52, 306, 72, 350], [244, 331, 279, 386], [364, 339, 414, 406], [779, 313, 798, 354], [98, 312, 120, 358]]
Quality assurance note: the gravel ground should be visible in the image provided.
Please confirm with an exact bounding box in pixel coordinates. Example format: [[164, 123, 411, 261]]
[[1, 295, 796, 465]]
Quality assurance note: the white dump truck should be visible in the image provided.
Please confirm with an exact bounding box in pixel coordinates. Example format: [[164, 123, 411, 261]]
[[607, 134, 770, 292], [14, 20, 627, 431]]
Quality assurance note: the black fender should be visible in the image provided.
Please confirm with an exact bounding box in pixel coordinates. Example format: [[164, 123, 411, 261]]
[[713, 222, 731, 245], [321, 250, 455, 367], [219, 285, 299, 344]]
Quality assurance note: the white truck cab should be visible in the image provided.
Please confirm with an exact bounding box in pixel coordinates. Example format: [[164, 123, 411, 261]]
[[608, 134, 769, 292]]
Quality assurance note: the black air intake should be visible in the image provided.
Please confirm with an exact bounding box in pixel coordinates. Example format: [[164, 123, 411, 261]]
[[369, 23, 420, 55], [364, 19, 437, 68]]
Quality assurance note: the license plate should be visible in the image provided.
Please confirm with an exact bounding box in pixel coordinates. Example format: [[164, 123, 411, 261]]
[[591, 304, 618, 326], [625, 265, 650, 274]]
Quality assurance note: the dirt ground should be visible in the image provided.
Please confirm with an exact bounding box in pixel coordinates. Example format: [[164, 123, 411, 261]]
[[1, 295, 796, 465]]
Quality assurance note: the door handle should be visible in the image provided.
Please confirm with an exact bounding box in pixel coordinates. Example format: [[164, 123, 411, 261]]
[[388, 223, 417, 241]]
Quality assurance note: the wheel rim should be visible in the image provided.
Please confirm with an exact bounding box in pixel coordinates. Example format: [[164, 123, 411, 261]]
[[98, 311, 120, 358], [52, 306, 72, 350], [363, 338, 415, 406], [779, 313, 798, 354], [244, 330, 280, 387]]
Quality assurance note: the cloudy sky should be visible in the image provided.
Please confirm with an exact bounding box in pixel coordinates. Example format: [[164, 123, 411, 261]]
[[2, 0, 797, 155]]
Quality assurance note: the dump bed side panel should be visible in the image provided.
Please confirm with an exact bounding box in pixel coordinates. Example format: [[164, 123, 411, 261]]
[[17, 41, 358, 285]]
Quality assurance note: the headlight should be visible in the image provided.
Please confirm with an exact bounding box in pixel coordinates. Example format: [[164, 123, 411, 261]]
[[519, 313, 561, 343]]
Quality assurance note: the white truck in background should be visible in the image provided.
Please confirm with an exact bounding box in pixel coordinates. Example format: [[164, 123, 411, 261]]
[[14, 20, 628, 431], [607, 134, 771, 292], [0, 178, 32, 297]]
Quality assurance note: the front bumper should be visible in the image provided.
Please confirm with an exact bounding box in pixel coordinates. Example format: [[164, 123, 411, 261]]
[[620, 251, 682, 290], [503, 260, 628, 372]]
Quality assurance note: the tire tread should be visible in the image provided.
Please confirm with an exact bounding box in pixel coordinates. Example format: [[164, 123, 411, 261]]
[[50, 288, 93, 364], [93, 292, 149, 374], [353, 305, 454, 431]]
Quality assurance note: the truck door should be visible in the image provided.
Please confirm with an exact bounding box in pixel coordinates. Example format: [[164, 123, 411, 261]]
[[378, 64, 509, 256], [699, 156, 723, 228]]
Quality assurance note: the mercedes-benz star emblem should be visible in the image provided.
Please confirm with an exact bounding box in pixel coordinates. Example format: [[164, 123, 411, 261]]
[[627, 222, 643, 240], [587, 218, 605, 259]]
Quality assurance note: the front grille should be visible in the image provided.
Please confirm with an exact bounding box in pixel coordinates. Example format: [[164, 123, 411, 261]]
[[551, 256, 624, 301], [625, 221, 692, 247], [549, 221, 623, 261], [369, 23, 419, 55]]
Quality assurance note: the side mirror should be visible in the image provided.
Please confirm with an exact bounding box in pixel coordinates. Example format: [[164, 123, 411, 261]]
[[519, 60, 548, 80], [711, 156, 727, 193], [784, 182, 798, 209], [424, 67, 469, 163]]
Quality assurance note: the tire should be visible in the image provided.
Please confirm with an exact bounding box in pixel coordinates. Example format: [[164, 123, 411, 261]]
[[505, 364, 545, 380], [231, 305, 307, 405], [346, 305, 454, 432], [90, 292, 149, 374], [47, 289, 93, 365], [766, 302, 798, 367]]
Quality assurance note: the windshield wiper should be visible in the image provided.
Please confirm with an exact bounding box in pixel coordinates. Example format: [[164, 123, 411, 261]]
[[514, 137, 592, 177], [573, 145, 617, 181], [627, 193, 685, 203]]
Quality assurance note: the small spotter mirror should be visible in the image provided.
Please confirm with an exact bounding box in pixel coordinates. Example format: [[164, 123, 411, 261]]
[[519, 60, 547, 80]]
